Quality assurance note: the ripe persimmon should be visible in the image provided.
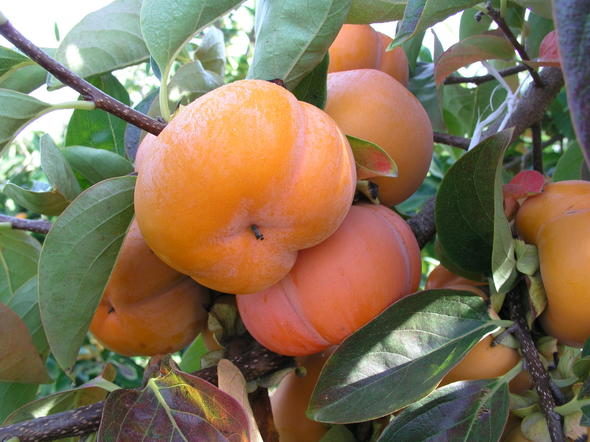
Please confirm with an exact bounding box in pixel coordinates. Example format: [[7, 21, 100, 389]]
[[134, 80, 356, 294], [328, 24, 409, 86], [89, 220, 209, 356], [270, 351, 330, 442], [237, 204, 421, 356], [326, 69, 433, 206]]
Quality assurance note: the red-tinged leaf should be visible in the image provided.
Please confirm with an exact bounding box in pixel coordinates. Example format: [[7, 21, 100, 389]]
[[346, 135, 397, 180], [526, 30, 561, 67], [503, 170, 546, 200], [0, 303, 51, 384], [98, 365, 250, 441], [435, 32, 515, 85]]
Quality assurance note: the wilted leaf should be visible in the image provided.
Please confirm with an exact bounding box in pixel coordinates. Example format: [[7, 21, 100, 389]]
[[63, 146, 133, 184], [48, 0, 148, 88], [99, 365, 250, 441], [3, 182, 69, 216], [293, 54, 329, 109], [378, 379, 509, 441], [503, 170, 545, 200], [346, 0, 405, 24], [248, 0, 351, 89], [40, 134, 81, 201], [435, 33, 514, 86], [347, 135, 397, 179], [0, 303, 51, 384], [38, 177, 136, 373], [308, 290, 510, 423], [0, 230, 41, 304]]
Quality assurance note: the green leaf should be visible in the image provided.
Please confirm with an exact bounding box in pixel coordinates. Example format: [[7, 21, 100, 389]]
[[140, 0, 243, 77], [392, 0, 481, 48], [3, 182, 69, 216], [65, 74, 130, 156], [48, 0, 148, 88], [179, 334, 207, 373], [0, 229, 41, 304], [408, 62, 444, 131], [435, 33, 515, 85], [248, 0, 352, 90], [345, 0, 406, 24], [554, 1, 590, 171], [525, 12, 554, 59], [193, 26, 226, 77], [435, 129, 513, 276], [347, 135, 398, 179], [0, 383, 38, 424], [402, 31, 425, 73], [0, 48, 55, 94], [0, 47, 29, 77], [377, 379, 509, 441], [38, 176, 136, 373], [0, 303, 51, 384], [292, 54, 329, 109], [40, 134, 81, 201], [320, 425, 357, 442], [98, 364, 250, 440], [0, 89, 50, 154], [124, 90, 159, 161], [8, 277, 47, 357], [553, 141, 584, 182], [514, 240, 539, 276], [459, 8, 492, 41], [63, 146, 133, 184], [511, 0, 553, 19], [308, 290, 508, 423]]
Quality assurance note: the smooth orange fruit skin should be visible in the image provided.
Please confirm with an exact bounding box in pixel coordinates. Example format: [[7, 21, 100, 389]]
[[328, 25, 409, 86], [537, 210, 590, 346], [270, 352, 330, 442], [425, 264, 487, 293], [326, 69, 433, 206], [134, 80, 356, 294], [237, 204, 421, 356], [515, 180, 590, 244], [90, 220, 209, 356]]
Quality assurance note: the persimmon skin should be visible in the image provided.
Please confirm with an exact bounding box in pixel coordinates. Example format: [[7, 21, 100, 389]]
[[270, 352, 330, 442], [135, 80, 356, 294], [537, 210, 590, 346], [326, 69, 433, 206], [425, 265, 487, 294], [237, 204, 421, 356], [515, 180, 590, 244], [328, 25, 409, 86], [90, 221, 209, 357]]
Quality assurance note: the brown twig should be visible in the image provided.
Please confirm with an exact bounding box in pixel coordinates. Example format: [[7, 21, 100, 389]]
[[433, 132, 470, 150], [0, 19, 166, 136], [532, 122, 543, 173], [444, 65, 528, 85], [508, 280, 565, 442], [407, 197, 436, 248], [485, 4, 543, 88], [0, 214, 51, 234]]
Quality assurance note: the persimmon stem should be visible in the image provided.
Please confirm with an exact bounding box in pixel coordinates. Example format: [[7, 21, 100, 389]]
[[251, 224, 265, 240]]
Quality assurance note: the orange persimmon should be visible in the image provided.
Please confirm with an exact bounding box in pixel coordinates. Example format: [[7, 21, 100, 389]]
[[237, 204, 421, 356]]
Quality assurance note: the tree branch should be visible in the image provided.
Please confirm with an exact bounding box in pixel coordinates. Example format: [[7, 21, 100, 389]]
[[0, 18, 166, 136], [0, 214, 51, 234], [407, 197, 436, 248], [433, 132, 470, 150], [444, 65, 528, 85], [532, 122, 543, 173]]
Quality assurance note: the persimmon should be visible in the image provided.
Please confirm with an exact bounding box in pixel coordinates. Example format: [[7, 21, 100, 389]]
[[514, 180, 590, 244], [89, 220, 209, 356], [425, 264, 487, 297], [536, 210, 590, 346], [237, 204, 421, 356], [326, 69, 433, 206], [270, 351, 330, 442], [134, 80, 356, 294], [328, 24, 409, 86]]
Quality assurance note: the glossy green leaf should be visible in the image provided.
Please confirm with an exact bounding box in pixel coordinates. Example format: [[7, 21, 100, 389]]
[[248, 0, 351, 89], [435, 33, 514, 85], [40, 134, 81, 201], [378, 379, 509, 441], [48, 0, 148, 88], [0, 89, 50, 154], [408, 62, 444, 131], [347, 135, 397, 179], [435, 129, 513, 276], [308, 290, 508, 423], [0, 303, 51, 384], [345, 0, 406, 24], [8, 277, 47, 356], [526, 13, 554, 59], [0, 229, 41, 304], [402, 31, 425, 73], [459, 8, 492, 41], [512, 0, 553, 18], [553, 142, 584, 182], [179, 334, 208, 373], [554, 0, 590, 170], [0, 382, 38, 424], [392, 0, 481, 48], [98, 364, 250, 441], [3, 182, 68, 216], [140, 0, 242, 76], [63, 146, 133, 184], [38, 176, 136, 373], [65, 74, 130, 156], [292, 54, 329, 109]]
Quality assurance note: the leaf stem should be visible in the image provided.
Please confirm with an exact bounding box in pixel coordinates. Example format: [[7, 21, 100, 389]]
[[47, 100, 96, 112], [159, 64, 172, 122]]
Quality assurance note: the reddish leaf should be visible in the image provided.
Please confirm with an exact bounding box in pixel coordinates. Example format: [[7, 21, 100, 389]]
[[98, 364, 250, 442], [503, 170, 546, 200], [346, 135, 397, 180], [435, 32, 515, 85], [526, 30, 561, 67], [0, 303, 51, 384]]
